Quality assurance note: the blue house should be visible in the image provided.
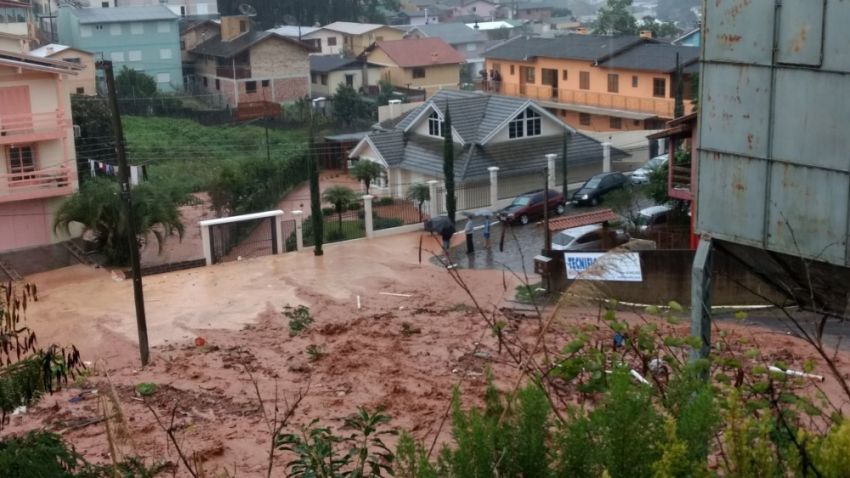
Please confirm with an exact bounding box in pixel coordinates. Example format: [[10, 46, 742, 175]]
[[672, 28, 700, 48], [57, 6, 182, 91]]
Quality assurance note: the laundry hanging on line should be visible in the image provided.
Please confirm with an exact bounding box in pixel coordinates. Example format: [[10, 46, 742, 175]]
[[88, 160, 148, 185]]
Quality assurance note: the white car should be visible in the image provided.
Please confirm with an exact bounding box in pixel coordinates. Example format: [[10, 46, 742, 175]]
[[634, 205, 673, 232], [630, 154, 668, 185], [551, 224, 630, 252]]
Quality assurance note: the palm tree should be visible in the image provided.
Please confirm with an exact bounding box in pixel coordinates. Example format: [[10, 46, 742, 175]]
[[322, 185, 359, 232], [349, 160, 384, 195], [407, 183, 430, 221], [54, 177, 184, 265]]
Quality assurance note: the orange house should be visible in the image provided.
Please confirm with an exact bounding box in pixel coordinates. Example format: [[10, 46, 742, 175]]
[[0, 51, 81, 252], [485, 35, 698, 132]]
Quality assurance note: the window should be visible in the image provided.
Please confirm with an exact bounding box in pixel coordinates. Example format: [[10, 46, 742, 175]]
[[156, 73, 170, 83], [128, 50, 142, 61], [65, 57, 80, 63], [246, 81, 257, 93], [203, 76, 208, 87], [327, 36, 337, 46], [428, 111, 443, 137], [101, 1, 109, 7], [609, 117, 622, 129], [562, 69, 568, 81], [345, 74, 354, 87], [520, 66, 535, 83], [579, 71, 590, 90], [110, 24, 121, 36], [110, 51, 124, 62], [80, 26, 92, 37], [180, 40, 186, 50], [579, 113, 591, 126], [653, 78, 666, 97], [160, 48, 172, 59], [239, 20, 247, 33], [157, 21, 171, 33], [179, 6, 186, 16], [76, 87, 85, 94], [311, 73, 318, 83], [466, 43, 476, 51], [607, 73, 619, 93], [412, 67, 426, 79], [509, 65, 515, 75], [215, 78, 220, 90], [261, 79, 269, 87], [8, 145, 36, 180], [632, 75, 638, 87], [508, 107, 541, 139], [633, 119, 640, 126], [376, 36, 384, 41], [130, 22, 143, 34], [320, 74, 327, 85]]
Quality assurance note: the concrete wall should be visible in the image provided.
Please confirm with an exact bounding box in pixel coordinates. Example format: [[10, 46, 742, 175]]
[[552, 249, 782, 306], [249, 37, 308, 79]]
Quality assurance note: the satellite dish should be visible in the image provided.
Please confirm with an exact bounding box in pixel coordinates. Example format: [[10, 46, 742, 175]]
[[238, 3, 257, 17]]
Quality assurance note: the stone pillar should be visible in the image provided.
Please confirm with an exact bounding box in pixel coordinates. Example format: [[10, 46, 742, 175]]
[[488, 166, 499, 208], [200, 223, 212, 266], [427, 180, 440, 217], [363, 195, 374, 238], [274, 213, 285, 254], [602, 142, 612, 173], [292, 210, 304, 251], [545, 154, 557, 190]]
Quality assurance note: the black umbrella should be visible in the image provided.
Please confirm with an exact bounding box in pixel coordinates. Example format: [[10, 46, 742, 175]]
[[424, 216, 454, 234]]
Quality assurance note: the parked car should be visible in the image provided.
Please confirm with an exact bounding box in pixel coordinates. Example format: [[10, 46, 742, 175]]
[[572, 172, 628, 206], [551, 224, 630, 252], [630, 154, 668, 185], [498, 189, 565, 225]]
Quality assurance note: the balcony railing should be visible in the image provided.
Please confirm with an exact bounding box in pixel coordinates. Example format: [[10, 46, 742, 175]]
[[215, 66, 252, 79], [0, 111, 68, 144], [0, 165, 74, 203], [472, 81, 694, 118], [668, 163, 693, 200]]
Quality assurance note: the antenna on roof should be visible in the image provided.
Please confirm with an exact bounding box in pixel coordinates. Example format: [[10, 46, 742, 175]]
[[238, 3, 257, 17]]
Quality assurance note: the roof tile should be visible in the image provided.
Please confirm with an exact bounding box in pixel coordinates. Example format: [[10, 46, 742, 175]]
[[373, 38, 465, 68]]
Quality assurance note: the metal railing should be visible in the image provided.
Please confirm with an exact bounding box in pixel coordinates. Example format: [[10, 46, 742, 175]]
[[0, 165, 73, 200], [0, 111, 68, 141]]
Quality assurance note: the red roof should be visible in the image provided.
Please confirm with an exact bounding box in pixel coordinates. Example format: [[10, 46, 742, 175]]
[[374, 38, 465, 68], [548, 208, 619, 232]]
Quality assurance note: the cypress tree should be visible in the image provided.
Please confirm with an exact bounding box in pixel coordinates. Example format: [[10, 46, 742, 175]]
[[308, 117, 323, 256], [443, 106, 456, 224]]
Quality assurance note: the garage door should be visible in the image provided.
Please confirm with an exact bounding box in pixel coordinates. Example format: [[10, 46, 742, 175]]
[[0, 200, 49, 252]]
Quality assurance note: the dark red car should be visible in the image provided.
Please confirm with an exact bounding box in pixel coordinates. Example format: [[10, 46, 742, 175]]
[[498, 189, 566, 225]]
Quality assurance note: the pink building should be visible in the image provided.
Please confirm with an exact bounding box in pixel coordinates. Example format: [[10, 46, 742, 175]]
[[0, 51, 81, 252]]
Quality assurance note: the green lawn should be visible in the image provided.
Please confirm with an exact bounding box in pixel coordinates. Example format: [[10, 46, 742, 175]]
[[122, 116, 308, 196]]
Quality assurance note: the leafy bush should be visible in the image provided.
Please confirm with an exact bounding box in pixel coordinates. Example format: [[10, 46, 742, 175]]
[[284, 305, 313, 336], [322, 207, 336, 216], [376, 196, 395, 206], [373, 217, 404, 230]]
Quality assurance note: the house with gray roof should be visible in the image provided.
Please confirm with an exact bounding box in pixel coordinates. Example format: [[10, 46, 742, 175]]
[[404, 23, 487, 61], [309, 55, 382, 97], [186, 15, 314, 107], [349, 90, 625, 201], [57, 5, 182, 91]]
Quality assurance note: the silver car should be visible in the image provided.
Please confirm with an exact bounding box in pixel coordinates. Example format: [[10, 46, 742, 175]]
[[551, 224, 630, 252], [630, 154, 668, 185]]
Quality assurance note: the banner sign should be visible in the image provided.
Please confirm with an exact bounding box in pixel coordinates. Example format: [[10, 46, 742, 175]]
[[565, 252, 643, 282]]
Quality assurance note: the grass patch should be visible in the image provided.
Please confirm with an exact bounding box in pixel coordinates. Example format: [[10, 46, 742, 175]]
[[122, 116, 307, 197], [515, 283, 546, 304]]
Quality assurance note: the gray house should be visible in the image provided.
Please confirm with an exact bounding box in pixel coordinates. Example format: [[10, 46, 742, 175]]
[[349, 90, 625, 205], [403, 23, 487, 79]]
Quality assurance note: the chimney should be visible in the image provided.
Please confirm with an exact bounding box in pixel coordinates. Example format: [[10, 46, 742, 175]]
[[221, 15, 249, 41], [388, 99, 401, 118], [640, 30, 654, 39]]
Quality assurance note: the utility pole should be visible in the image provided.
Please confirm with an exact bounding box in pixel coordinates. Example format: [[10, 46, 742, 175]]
[[542, 165, 551, 255], [98, 60, 150, 366]]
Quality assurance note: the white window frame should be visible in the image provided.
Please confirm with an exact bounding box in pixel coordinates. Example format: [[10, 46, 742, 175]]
[[427, 111, 443, 137], [80, 25, 93, 37], [159, 48, 172, 59], [109, 24, 122, 36], [508, 108, 542, 139], [130, 22, 144, 34], [156, 73, 171, 83], [128, 50, 142, 61], [110, 51, 125, 62], [157, 21, 171, 33]]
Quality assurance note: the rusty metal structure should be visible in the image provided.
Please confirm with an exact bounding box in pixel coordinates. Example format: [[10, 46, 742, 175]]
[[692, 0, 850, 358]]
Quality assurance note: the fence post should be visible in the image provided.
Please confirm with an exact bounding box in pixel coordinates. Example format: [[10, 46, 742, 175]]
[[545, 154, 556, 190], [274, 212, 285, 254], [292, 210, 304, 251], [200, 223, 212, 266], [488, 166, 499, 208], [427, 180, 440, 218], [363, 195, 374, 238], [602, 142, 612, 173]]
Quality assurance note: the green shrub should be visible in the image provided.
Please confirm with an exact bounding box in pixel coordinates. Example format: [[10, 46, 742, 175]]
[[284, 305, 313, 336], [322, 207, 336, 216], [376, 197, 395, 206]]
